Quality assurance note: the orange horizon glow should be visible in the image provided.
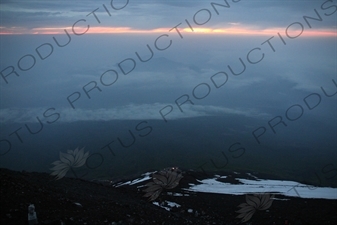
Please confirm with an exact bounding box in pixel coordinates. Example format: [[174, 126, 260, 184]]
[[0, 26, 335, 37]]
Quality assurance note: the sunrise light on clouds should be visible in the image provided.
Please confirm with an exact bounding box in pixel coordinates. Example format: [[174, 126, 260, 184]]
[[1, 26, 335, 37]]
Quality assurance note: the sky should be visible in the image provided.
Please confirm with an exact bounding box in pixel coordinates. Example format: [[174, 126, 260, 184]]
[[0, 0, 336, 35], [0, 0, 336, 182]]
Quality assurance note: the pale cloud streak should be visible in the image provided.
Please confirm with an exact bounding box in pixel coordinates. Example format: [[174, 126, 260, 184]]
[[0, 104, 270, 123], [1, 26, 335, 36]]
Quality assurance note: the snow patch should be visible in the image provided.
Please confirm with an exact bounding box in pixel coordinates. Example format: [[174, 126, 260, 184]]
[[152, 201, 181, 211], [185, 176, 337, 199], [114, 172, 154, 187]]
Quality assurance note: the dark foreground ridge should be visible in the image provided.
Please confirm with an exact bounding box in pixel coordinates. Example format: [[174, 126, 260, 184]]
[[1, 168, 336, 225]]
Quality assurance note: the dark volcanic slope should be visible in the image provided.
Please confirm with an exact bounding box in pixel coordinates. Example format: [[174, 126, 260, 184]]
[[1, 168, 336, 225]]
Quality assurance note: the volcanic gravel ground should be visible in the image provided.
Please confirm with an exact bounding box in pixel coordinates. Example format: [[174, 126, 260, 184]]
[[1, 168, 336, 225]]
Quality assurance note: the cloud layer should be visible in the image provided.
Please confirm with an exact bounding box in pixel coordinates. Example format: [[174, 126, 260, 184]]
[[0, 104, 270, 123]]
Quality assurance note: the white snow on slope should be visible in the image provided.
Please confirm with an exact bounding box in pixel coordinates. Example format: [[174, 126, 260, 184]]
[[113, 171, 337, 200], [114, 172, 153, 187], [184, 177, 337, 199], [153, 201, 181, 211]]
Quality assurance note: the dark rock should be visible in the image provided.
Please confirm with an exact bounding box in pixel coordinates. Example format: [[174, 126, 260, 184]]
[[0, 168, 336, 225]]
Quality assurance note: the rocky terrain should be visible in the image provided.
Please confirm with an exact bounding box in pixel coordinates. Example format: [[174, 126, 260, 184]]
[[1, 168, 336, 224]]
